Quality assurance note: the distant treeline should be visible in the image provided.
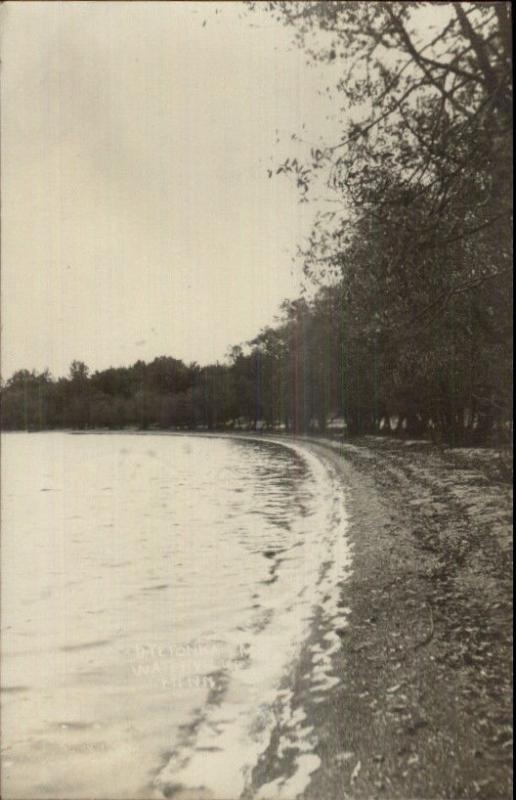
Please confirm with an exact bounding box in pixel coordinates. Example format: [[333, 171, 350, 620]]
[[0, 275, 512, 444]]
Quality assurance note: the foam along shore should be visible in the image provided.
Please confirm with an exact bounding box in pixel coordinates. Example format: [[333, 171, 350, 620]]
[[259, 434, 511, 800], [47, 428, 511, 799], [153, 437, 353, 800], [148, 430, 511, 798]]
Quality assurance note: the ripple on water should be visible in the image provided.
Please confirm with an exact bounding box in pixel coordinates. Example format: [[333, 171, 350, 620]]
[[2, 433, 351, 800]]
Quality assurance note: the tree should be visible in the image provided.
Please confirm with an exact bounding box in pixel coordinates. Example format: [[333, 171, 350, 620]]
[[256, 1, 512, 442], [69, 360, 90, 383]]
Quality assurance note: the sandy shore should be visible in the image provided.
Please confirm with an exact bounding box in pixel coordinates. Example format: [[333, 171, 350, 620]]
[[248, 435, 512, 800]]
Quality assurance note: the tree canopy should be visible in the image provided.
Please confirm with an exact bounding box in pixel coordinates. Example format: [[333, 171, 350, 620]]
[[255, 0, 513, 441]]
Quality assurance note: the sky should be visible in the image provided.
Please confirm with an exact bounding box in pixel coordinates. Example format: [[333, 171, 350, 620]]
[[1, 1, 342, 379]]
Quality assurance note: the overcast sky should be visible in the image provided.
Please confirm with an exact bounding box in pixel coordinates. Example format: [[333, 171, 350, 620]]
[[1, 1, 343, 379]]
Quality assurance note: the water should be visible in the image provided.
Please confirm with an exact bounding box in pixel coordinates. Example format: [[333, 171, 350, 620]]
[[1, 432, 351, 799]]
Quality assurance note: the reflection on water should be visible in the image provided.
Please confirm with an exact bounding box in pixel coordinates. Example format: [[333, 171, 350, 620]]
[[1, 433, 350, 799]]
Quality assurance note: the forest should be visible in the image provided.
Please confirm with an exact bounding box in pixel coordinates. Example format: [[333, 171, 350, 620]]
[[1, 2, 512, 445]]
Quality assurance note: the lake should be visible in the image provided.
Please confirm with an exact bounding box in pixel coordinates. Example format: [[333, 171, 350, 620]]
[[1, 432, 351, 799]]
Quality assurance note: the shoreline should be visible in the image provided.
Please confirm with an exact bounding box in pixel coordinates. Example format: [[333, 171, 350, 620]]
[[91, 429, 513, 797], [290, 436, 512, 799], [3, 430, 512, 798]]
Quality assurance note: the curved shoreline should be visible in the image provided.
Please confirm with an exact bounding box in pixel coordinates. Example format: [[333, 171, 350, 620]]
[[153, 435, 353, 800], [5, 430, 511, 798], [290, 436, 512, 800], [100, 429, 513, 798], [161, 431, 512, 798]]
